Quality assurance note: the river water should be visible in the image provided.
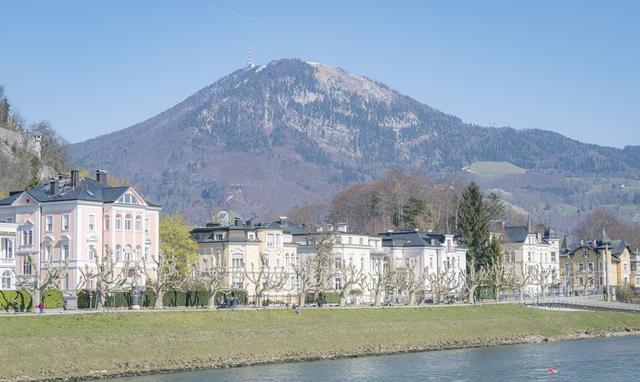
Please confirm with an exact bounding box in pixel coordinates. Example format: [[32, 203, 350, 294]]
[[113, 336, 640, 381]]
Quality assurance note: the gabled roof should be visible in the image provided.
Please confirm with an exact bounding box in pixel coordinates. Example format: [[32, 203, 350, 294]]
[[378, 230, 462, 248]]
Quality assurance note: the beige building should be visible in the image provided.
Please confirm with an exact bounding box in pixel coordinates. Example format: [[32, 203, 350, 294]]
[[191, 217, 300, 304], [293, 223, 385, 304], [560, 229, 633, 296], [491, 221, 561, 296]]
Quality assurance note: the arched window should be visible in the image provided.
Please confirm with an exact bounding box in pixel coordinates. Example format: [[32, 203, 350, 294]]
[[125, 215, 132, 231], [124, 245, 132, 261], [2, 270, 12, 289], [115, 214, 122, 230], [144, 245, 150, 262], [104, 215, 110, 231], [42, 239, 53, 261], [134, 246, 141, 261], [360, 257, 365, 270], [135, 216, 142, 232], [285, 253, 290, 268], [61, 238, 70, 260], [115, 245, 122, 260]]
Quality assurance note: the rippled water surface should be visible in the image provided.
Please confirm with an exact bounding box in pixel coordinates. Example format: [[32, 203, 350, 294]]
[[113, 336, 640, 381]]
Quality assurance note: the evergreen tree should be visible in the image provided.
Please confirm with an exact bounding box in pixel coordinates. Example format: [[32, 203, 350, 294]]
[[485, 192, 505, 220], [457, 182, 491, 271]]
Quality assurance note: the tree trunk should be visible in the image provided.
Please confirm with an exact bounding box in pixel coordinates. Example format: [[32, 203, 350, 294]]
[[519, 289, 525, 303], [373, 289, 382, 307], [297, 292, 305, 307], [408, 290, 416, 306], [207, 292, 217, 309], [154, 290, 164, 309], [338, 292, 347, 307], [255, 292, 262, 307], [468, 286, 476, 304], [494, 287, 501, 301], [30, 289, 41, 313]]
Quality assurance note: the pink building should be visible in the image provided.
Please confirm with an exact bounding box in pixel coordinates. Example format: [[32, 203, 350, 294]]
[[0, 170, 161, 301]]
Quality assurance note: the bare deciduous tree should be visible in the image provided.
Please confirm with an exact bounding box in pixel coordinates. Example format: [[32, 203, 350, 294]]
[[506, 262, 535, 303], [458, 261, 487, 304], [363, 259, 389, 307], [487, 258, 510, 301], [244, 254, 287, 307], [291, 256, 315, 307], [425, 269, 459, 304], [140, 252, 180, 309], [397, 259, 427, 306], [16, 253, 68, 312], [190, 253, 226, 309], [334, 262, 366, 307]]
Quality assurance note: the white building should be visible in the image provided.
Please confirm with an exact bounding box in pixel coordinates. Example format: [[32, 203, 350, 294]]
[[0, 221, 18, 290]]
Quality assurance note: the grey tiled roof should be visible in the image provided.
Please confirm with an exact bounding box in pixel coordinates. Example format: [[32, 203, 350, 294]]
[[0, 177, 159, 207]]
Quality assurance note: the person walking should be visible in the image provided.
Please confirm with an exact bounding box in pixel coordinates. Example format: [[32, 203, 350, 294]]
[[38, 300, 45, 314], [12, 297, 18, 314]]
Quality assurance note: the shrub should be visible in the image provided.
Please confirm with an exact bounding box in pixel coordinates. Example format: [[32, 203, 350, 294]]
[[0, 289, 63, 311], [615, 286, 638, 303]]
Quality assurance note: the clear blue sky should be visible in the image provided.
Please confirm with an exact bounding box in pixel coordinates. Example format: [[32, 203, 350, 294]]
[[1, 1, 638, 147]]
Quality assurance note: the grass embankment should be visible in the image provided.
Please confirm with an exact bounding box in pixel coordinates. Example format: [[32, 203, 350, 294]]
[[2, 305, 640, 381]]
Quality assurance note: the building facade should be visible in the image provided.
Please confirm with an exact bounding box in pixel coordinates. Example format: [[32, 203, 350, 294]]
[[492, 222, 561, 296], [559, 230, 632, 297], [0, 221, 18, 290], [0, 170, 161, 299], [379, 230, 467, 303], [191, 217, 300, 304]]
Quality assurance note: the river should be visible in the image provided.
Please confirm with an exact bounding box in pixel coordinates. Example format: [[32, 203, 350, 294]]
[[112, 335, 640, 381]]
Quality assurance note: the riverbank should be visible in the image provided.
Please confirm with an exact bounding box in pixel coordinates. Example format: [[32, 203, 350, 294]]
[[2, 304, 640, 381]]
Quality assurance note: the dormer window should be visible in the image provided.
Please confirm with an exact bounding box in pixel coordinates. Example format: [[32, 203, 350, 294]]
[[117, 193, 140, 205], [215, 233, 224, 241]]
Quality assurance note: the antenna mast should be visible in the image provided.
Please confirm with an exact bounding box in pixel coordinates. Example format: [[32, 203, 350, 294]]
[[247, 46, 254, 67]]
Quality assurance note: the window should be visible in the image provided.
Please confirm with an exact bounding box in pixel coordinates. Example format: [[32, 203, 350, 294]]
[[135, 216, 142, 232], [5, 217, 12, 223], [578, 263, 584, 272], [115, 215, 122, 230], [144, 246, 150, 262], [359, 238, 363, 245], [118, 193, 139, 205], [348, 237, 352, 245], [124, 245, 132, 261], [23, 258, 32, 275], [551, 252, 557, 262], [527, 252, 533, 262], [62, 243, 70, 260], [334, 257, 342, 269], [624, 263, 628, 272], [1, 238, 13, 259], [247, 232, 255, 240], [232, 253, 244, 268], [285, 254, 290, 268], [125, 214, 132, 231], [62, 215, 70, 231], [88, 244, 96, 261], [88, 214, 95, 231], [276, 256, 281, 269], [334, 277, 343, 291], [360, 257, 365, 270], [588, 262, 594, 272], [276, 234, 282, 247], [21, 228, 33, 247], [134, 246, 141, 261], [215, 233, 224, 241], [1, 270, 12, 289], [105, 215, 110, 231], [115, 245, 122, 260], [267, 234, 275, 247], [46, 216, 53, 232]]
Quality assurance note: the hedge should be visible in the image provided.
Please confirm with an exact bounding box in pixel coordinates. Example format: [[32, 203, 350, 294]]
[[305, 292, 340, 305], [76, 289, 248, 309], [0, 289, 64, 312]]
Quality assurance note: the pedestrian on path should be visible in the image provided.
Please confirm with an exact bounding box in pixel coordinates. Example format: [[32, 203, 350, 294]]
[[12, 298, 18, 314], [38, 300, 45, 314]]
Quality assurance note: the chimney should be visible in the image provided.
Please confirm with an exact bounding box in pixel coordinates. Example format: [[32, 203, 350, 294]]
[[49, 179, 59, 195], [337, 223, 348, 233], [96, 170, 108, 184], [70, 169, 80, 188], [234, 217, 241, 226], [279, 216, 287, 225]]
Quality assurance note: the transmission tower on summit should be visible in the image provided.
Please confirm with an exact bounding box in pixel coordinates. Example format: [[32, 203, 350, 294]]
[[247, 46, 254, 67]]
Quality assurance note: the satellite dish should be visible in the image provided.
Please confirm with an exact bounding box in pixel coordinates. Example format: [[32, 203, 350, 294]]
[[217, 210, 230, 226]]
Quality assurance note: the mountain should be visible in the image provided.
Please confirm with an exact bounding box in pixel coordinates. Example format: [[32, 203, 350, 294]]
[[69, 59, 640, 222]]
